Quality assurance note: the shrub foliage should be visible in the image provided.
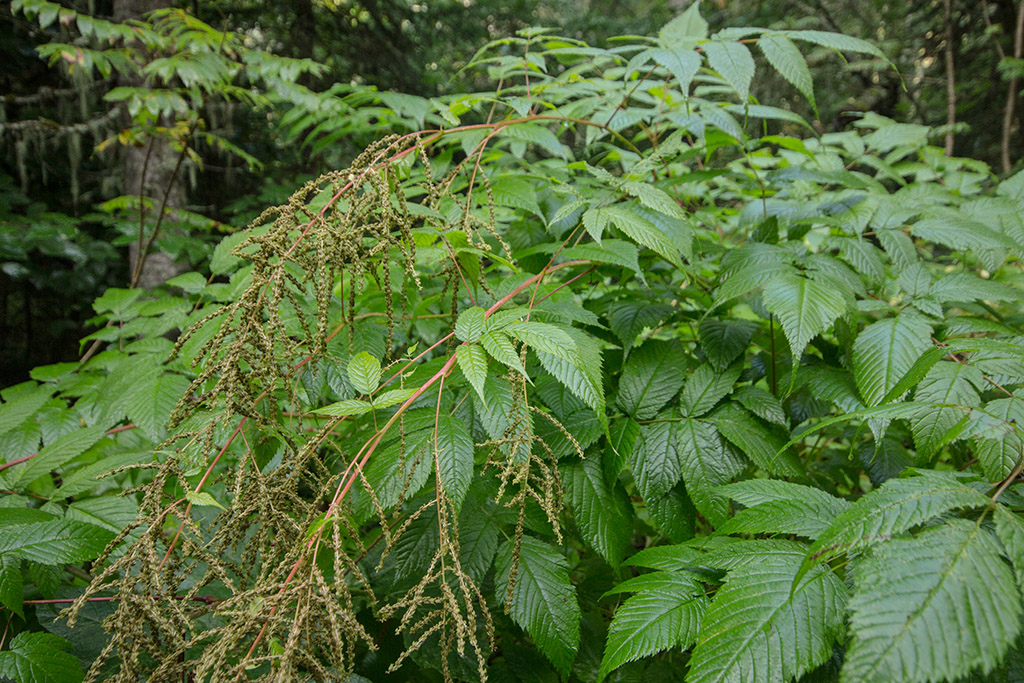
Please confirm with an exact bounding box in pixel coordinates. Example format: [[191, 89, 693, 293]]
[[3, 3, 1024, 682]]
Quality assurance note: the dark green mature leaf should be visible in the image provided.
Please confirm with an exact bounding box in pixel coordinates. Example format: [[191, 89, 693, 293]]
[[762, 273, 845, 366], [675, 418, 743, 526], [646, 484, 696, 543], [607, 302, 674, 357], [433, 415, 474, 512], [681, 363, 740, 418], [698, 319, 759, 370], [630, 422, 682, 501], [852, 315, 933, 407], [732, 387, 787, 426], [617, 340, 687, 420], [808, 471, 993, 566], [844, 521, 1022, 683], [496, 537, 581, 674], [717, 479, 849, 539], [713, 404, 802, 477], [347, 352, 381, 395], [0, 554, 23, 618], [687, 547, 848, 683], [598, 572, 706, 681], [564, 457, 633, 566], [0, 518, 114, 565], [0, 632, 83, 683]]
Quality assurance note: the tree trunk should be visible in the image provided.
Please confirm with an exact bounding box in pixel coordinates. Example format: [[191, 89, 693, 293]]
[[115, 0, 188, 289]]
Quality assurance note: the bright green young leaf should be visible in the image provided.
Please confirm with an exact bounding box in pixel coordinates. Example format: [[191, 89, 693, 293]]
[[186, 491, 226, 511], [758, 33, 815, 113], [503, 321, 578, 362], [315, 398, 373, 417], [433, 415, 474, 511], [603, 203, 686, 270], [347, 352, 381, 395], [455, 306, 487, 342], [651, 47, 702, 94], [762, 272, 845, 367], [496, 536, 581, 675], [844, 521, 1022, 683], [786, 29, 886, 58], [371, 388, 418, 410], [704, 41, 755, 101], [479, 330, 526, 376], [457, 344, 489, 403], [126, 372, 190, 441], [659, 3, 708, 44]]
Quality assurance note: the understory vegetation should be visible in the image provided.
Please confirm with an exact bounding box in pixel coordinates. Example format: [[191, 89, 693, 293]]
[[4, 2, 1024, 682]]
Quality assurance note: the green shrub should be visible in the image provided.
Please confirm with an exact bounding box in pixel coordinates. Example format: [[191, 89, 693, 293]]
[[3, 4, 1024, 682]]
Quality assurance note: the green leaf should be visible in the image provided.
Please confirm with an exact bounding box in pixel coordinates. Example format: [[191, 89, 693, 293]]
[[371, 388, 418, 410], [808, 471, 993, 566], [852, 315, 933, 407], [8, 426, 107, 491], [356, 424, 435, 516], [490, 175, 543, 216], [496, 536, 581, 674], [0, 632, 84, 683], [972, 397, 1024, 480], [687, 549, 847, 683], [607, 302, 674, 357], [630, 422, 682, 501], [717, 479, 849, 539], [704, 41, 755, 101], [315, 398, 373, 417], [65, 496, 138, 533], [457, 345, 489, 403], [911, 362, 982, 458], [732, 387, 787, 426], [186, 491, 226, 511], [126, 372, 190, 441], [603, 203, 686, 270], [698, 318, 760, 371], [758, 33, 816, 112], [455, 306, 487, 342], [844, 521, 1022, 683], [675, 418, 743, 526], [479, 331, 527, 376], [651, 47, 702, 94], [562, 239, 642, 275], [617, 340, 687, 420], [536, 349, 605, 420], [347, 352, 381, 395], [681, 363, 741, 418], [0, 518, 114, 564], [0, 554, 23, 618], [503, 321, 578, 362], [433, 415, 474, 511], [659, 3, 708, 44], [786, 30, 886, 58], [713, 403, 802, 477], [564, 457, 633, 566], [0, 386, 51, 441], [598, 572, 707, 681], [762, 273, 845, 366]]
